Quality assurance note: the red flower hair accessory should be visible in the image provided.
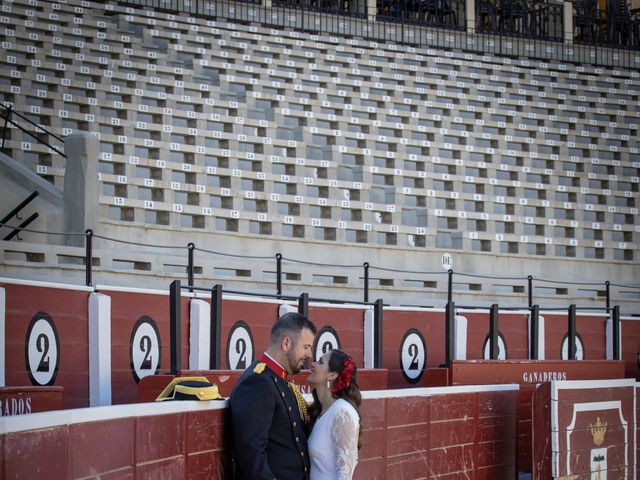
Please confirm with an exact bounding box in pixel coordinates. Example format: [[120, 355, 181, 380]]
[[331, 357, 356, 394]]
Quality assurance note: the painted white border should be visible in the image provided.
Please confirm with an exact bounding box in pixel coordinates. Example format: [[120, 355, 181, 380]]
[[551, 379, 636, 394], [457, 308, 532, 315], [95, 284, 173, 296], [361, 383, 519, 399], [1, 384, 517, 435], [565, 401, 626, 477], [0, 399, 228, 435], [551, 378, 636, 478], [0, 277, 94, 292], [195, 291, 284, 304], [535, 311, 609, 318]]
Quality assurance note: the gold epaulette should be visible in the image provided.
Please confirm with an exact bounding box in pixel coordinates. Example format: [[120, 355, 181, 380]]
[[253, 362, 266, 374]]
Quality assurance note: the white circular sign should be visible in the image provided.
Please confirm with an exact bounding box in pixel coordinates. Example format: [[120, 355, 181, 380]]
[[483, 334, 507, 360], [315, 327, 341, 361], [130, 316, 161, 382], [26, 312, 60, 386], [441, 253, 453, 271], [227, 321, 254, 370], [400, 329, 426, 383], [561, 335, 584, 360]]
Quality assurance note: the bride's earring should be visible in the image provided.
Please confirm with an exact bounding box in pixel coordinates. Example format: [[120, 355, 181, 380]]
[[326, 380, 331, 390]]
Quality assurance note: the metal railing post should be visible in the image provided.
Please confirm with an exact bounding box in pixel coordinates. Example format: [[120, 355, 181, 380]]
[[528, 275, 533, 308], [85, 229, 93, 287], [447, 269, 453, 304], [210, 284, 222, 369], [276, 253, 282, 296], [298, 292, 309, 318], [363, 262, 370, 303], [187, 242, 195, 291], [568, 304, 577, 360], [169, 280, 182, 374], [612, 305, 620, 361], [530, 304, 540, 360], [489, 303, 499, 359], [445, 301, 455, 367], [605, 280, 611, 311], [373, 299, 383, 368]]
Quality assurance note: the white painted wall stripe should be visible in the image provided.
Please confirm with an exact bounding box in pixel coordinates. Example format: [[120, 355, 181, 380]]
[[0, 383, 517, 435], [189, 299, 211, 370], [454, 315, 467, 360], [88, 293, 111, 407], [363, 309, 374, 369], [0, 277, 93, 292]]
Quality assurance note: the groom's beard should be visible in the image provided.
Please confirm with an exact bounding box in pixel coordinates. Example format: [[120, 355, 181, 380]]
[[287, 350, 306, 374]]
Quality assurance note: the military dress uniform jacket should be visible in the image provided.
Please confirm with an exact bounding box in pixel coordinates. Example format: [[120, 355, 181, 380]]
[[230, 359, 310, 480]]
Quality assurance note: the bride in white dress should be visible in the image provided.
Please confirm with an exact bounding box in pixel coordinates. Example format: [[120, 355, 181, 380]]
[[307, 349, 362, 480]]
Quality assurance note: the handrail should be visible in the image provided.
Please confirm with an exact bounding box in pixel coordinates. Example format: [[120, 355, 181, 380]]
[[0, 103, 66, 158], [0, 191, 39, 226]]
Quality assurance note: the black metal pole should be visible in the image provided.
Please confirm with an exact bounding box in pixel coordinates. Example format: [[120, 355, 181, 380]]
[[447, 269, 453, 304], [530, 304, 539, 360], [445, 301, 455, 367], [568, 304, 576, 360], [187, 243, 195, 291], [0, 191, 39, 225], [605, 281, 611, 311], [85, 229, 93, 287], [373, 299, 383, 368], [363, 262, 370, 303], [210, 284, 222, 370], [169, 280, 182, 374], [528, 275, 533, 308], [489, 303, 499, 359], [276, 253, 282, 296], [612, 305, 620, 361], [3, 212, 39, 241], [298, 293, 309, 318], [0, 103, 11, 153]]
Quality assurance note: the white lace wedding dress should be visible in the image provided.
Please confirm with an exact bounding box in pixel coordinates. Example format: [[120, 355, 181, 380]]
[[308, 398, 360, 480]]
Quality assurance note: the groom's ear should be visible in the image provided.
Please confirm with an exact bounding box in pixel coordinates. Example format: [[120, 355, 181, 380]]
[[281, 335, 292, 352]]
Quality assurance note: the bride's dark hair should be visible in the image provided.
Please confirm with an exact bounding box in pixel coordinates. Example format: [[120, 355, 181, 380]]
[[308, 349, 362, 450]]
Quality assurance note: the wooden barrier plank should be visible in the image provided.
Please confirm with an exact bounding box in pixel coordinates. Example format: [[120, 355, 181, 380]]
[[1, 385, 518, 479], [532, 379, 636, 479]]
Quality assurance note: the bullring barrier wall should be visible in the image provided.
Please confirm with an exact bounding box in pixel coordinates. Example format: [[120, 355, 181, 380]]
[[0, 384, 519, 479]]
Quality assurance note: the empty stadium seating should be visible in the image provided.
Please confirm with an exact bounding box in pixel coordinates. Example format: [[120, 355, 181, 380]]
[[0, 0, 638, 310]]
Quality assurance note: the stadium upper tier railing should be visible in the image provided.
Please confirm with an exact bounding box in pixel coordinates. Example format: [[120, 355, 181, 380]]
[[114, 0, 640, 68]]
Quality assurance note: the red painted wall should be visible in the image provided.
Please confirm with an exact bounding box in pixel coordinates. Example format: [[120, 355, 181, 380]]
[[383, 310, 445, 388], [543, 313, 606, 359], [105, 290, 189, 405], [220, 299, 281, 369], [307, 306, 366, 366], [2, 284, 90, 408], [532, 379, 636, 479], [0, 387, 518, 479]]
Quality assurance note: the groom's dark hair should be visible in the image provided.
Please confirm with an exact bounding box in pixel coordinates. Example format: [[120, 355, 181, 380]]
[[270, 312, 317, 345]]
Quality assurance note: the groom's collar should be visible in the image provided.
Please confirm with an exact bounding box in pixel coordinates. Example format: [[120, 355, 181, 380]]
[[260, 352, 289, 380]]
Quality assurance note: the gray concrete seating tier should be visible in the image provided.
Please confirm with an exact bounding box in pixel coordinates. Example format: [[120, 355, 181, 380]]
[[0, 0, 638, 308]]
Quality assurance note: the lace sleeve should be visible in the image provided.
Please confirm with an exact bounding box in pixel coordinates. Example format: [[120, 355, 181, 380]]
[[330, 404, 360, 480]]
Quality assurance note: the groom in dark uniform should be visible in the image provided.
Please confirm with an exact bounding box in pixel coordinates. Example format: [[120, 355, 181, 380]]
[[230, 312, 317, 480]]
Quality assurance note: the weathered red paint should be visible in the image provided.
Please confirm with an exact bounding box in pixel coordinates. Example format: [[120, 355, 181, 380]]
[[0, 388, 518, 479], [0, 386, 63, 416], [383, 310, 445, 388], [104, 289, 189, 405], [2, 283, 89, 408]]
